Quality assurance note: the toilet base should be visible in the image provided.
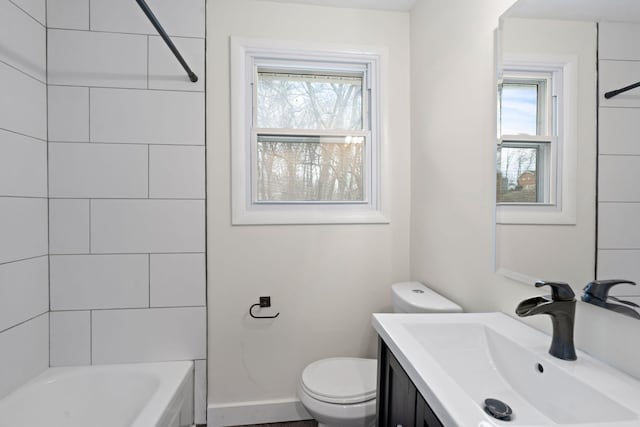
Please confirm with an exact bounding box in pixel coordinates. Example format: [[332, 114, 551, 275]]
[[317, 421, 375, 427], [298, 384, 376, 427]]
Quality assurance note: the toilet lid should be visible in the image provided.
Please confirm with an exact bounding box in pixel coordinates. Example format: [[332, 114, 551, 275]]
[[301, 357, 377, 404]]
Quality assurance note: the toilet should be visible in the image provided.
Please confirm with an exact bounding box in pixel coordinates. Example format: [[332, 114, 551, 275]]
[[297, 281, 463, 427]]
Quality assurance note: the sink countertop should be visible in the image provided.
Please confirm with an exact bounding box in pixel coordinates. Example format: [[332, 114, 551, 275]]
[[372, 312, 640, 427]]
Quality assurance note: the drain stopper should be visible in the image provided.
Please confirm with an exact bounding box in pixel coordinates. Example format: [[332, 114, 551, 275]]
[[484, 398, 512, 421]]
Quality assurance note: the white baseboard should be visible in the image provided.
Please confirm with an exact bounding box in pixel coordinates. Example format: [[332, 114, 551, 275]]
[[207, 398, 312, 427]]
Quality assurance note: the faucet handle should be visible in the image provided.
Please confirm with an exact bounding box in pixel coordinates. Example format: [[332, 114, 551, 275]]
[[583, 279, 636, 301], [535, 280, 575, 301]]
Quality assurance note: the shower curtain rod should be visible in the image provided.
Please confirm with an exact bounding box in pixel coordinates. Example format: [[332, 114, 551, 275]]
[[135, 0, 198, 83], [604, 80, 640, 99]]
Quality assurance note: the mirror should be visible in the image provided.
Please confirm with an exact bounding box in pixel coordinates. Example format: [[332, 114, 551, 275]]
[[496, 0, 640, 319]]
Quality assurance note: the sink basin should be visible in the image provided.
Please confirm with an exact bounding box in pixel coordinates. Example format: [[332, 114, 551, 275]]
[[373, 313, 640, 426]]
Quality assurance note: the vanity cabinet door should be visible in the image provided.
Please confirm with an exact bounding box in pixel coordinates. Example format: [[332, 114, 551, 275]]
[[378, 345, 416, 427], [415, 393, 444, 427], [377, 338, 444, 427]]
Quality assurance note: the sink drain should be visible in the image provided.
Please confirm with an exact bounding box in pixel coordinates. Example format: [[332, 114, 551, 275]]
[[484, 398, 513, 421]]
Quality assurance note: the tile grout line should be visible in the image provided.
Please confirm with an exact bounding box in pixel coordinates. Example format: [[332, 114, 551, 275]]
[[88, 199, 91, 253], [45, 0, 51, 367], [49, 305, 206, 313], [0, 195, 48, 199], [46, 26, 205, 40], [7, 0, 45, 27], [0, 58, 46, 87], [89, 310, 93, 365], [0, 127, 47, 143], [48, 140, 205, 147], [148, 253, 151, 308], [147, 144, 151, 198], [147, 35, 150, 90], [47, 197, 205, 201], [88, 87, 91, 143], [50, 251, 205, 256], [0, 311, 48, 335], [0, 254, 48, 267], [45, 82, 204, 94]]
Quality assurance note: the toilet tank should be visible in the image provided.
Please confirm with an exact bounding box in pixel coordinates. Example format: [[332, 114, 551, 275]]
[[392, 282, 463, 313]]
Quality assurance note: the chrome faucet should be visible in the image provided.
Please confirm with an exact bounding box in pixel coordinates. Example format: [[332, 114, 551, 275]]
[[516, 281, 577, 361]]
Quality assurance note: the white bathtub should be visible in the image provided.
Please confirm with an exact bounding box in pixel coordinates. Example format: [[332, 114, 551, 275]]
[[0, 361, 194, 427]]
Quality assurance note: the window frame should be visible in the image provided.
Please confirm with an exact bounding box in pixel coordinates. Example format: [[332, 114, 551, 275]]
[[230, 37, 389, 225], [496, 56, 578, 225]]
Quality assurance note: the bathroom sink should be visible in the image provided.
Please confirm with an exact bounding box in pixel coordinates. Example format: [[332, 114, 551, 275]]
[[372, 312, 640, 426]]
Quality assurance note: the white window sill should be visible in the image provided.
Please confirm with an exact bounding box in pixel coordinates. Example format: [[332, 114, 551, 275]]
[[496, 203, 576, 225], [232, 206, 389, 225]]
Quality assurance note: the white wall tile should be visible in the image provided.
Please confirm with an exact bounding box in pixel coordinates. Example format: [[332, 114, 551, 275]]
[[0, 256, 48, 332], [47, 0, 89, 30], [0, 0, 46, 81], [600, 22, 640, 61], [0, 313, 48, 399], [599, 203, 640, 249], [10, 0, 46, 26], [90, 88, 204, 145], [599, 156, 640, 202], [194, 360, 207, 425], [597, 250, 640, 297], [49, 142, 148, 198], [0, 130, 47, 197], [91, 199, 205, 254], [0, 62, 47, 140], [90, 0, 205, 38], [49, 199, 90, 254], [0, 198, 48, 264], [50, 254, 149, 310], [149, 145, 205, 199], [148, 36, 205, 91], [50, 311, 91, 366], [150, 253, 205, 307], [599, 108, 640, 155], [91, 307, 206, 364], [48, 29, 147, 88], [600, 60, 640, 108], [48, 86, 89, 142]]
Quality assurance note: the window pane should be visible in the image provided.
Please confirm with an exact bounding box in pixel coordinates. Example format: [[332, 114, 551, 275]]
[[256, 134, 364, 202], [496, 146, 538, 203], [500, 83, 538, 136], [257, 72, 363, 130]]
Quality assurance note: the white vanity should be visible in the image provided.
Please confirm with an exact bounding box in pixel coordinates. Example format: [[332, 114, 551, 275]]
[[373, 313, 640, 426]]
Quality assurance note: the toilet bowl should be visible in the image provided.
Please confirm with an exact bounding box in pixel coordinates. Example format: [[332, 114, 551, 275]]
[[298, 282, 462, 427], [298, 358, 377, 427]]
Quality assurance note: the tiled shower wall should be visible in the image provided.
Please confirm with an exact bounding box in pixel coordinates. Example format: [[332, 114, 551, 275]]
[[45, 0, 207, 421], [598, 22, 640, 301], [0, 0, 49, 400]]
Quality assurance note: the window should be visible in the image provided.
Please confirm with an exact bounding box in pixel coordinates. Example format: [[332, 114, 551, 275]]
[[255, 70, 367, 202], [497, 72, 555, 204], [496, 57, 577, 225], [231, 38, 387, 224]]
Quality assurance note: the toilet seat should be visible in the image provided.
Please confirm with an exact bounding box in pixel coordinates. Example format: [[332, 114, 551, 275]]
[[301, 357, 377, 405]]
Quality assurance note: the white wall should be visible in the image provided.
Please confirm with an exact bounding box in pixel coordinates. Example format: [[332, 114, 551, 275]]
[[206, 0, 410, 422], [45, 0, 207, 423], [410, 0, 640, 380], [0, 0, 49, 400], [597, 22, 640, 301]]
